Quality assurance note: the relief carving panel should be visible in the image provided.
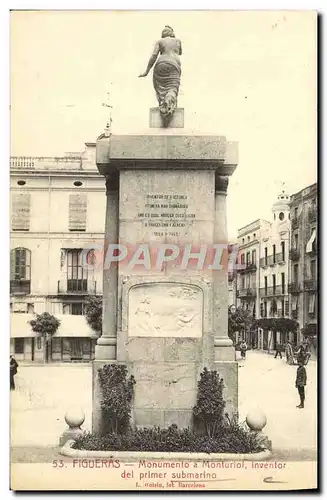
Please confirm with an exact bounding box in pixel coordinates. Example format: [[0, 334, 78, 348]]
[[128, 283, 203, 337]]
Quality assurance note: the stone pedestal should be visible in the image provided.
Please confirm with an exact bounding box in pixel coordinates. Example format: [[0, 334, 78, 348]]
[[93, 116, 238, 433]]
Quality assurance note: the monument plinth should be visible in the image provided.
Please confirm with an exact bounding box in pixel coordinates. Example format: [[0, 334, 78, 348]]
[[93, 114, 239, 432]]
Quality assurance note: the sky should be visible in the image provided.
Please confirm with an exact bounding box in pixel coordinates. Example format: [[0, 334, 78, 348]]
[[10, 10, 317, 240]]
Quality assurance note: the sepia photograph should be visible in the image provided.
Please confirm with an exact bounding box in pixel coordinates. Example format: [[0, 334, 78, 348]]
[[9, 9, 317, 491]]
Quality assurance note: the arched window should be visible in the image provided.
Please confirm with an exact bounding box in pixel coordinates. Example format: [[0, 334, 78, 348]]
[[10, 248, 31, 294]]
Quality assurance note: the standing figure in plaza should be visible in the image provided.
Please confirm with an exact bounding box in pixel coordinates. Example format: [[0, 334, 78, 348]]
[[274, 342, 283, 359], [240, 339, 247, 360], [139, 25, 182, 123], [295, 360, 307, 409], [10, 355, 18, 391]]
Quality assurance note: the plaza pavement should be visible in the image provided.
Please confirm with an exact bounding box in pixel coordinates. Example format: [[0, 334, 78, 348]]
[[10, 350, 317, 461]]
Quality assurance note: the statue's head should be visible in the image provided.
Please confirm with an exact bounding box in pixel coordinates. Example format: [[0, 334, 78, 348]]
[[161, 25, 175, 38]]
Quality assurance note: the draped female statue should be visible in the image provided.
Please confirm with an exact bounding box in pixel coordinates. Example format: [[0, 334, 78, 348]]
[[139, 26, 182, 121]]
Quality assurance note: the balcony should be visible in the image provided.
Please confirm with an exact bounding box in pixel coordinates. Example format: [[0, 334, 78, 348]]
[[289, 248, 300, 261], [291, 309, 299, 319], [292, 218, 299, 229], [237, 288, 256, 298], [239, 263, 257, 274], [308, 208, 317, 223], [259, 253, 285, 268], [259, 285, 287, 297], [57, 279, 97, 295], [304, 279, 317, 292], [288, 282, 302, 294], [10, 279, 31, 295]]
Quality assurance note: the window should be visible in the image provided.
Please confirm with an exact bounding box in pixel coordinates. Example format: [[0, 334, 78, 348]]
[[294, 234, 299, 250], [281, 272, 285, 294], [264, 247, 268, 265], [264, 301, 267, 317], [294, 207, 298, 219], [308, 294, 316, 315], [67, 250, 88, 292], [11, 193, 31, 231], [10, 248, 31, 294], [242, 238, 245, 244], [63, 302, 84, 315], [253, 233, 256, 238], [69, 194, 87, 231], [279, 212, 284, 221], [310, 259, 316, 280], [260, 302, 264, 317], [281, 298, 285, 316], [241, 277, 245, 289], [14, 338, 24, 354], [37, 337, 42, 349], [293, 264, 299, 284], [281, 241, 285, 261], [246, 252, 250, 265], [252, 249, 256, 265], [285, 300, 289, 316], [241, 253, 245, 265], [247, 236, 250, 242], [273, 244, 276, 263], [272, 274, 276, 290], [264, 276, 268, 293]]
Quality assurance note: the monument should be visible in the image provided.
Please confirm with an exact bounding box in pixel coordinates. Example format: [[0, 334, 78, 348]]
[[92, 27, 239, 432]]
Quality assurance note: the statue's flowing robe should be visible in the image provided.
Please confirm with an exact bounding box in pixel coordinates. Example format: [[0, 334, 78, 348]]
[[153, 53, 181, 118]]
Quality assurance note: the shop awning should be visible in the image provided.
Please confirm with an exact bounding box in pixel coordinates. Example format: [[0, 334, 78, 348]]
[[10, 314, 98, 339], [306, 229, 316, 253]]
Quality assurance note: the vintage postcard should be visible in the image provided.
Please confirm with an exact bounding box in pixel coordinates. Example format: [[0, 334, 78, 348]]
[[9, 10, 317, 491]]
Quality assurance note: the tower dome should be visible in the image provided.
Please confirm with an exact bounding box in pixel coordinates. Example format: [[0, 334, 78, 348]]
[[272, 189, 290, 222]]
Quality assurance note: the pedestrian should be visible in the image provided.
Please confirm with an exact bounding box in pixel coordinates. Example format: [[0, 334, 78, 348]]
[[295, 360, 307, 409], [296, 343, 307, 365], [10, 355, 18, 391], [274, 342, 283, 359], [240, 339, 247, 359]]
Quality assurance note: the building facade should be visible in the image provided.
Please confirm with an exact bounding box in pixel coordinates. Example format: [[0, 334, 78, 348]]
[[236, 190, 292, 350], [235, 185, 317, 352], [289, 183, 317, 351], [10, 144, 106, 362]]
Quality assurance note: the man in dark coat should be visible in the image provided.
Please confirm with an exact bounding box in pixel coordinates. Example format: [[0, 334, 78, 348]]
[[295, 360, 307, 408], [274, 342, 283, 359], [10, 355, 18, 391]]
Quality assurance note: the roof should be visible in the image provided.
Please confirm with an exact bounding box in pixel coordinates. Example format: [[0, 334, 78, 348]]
[[10, 314, 98, 339]]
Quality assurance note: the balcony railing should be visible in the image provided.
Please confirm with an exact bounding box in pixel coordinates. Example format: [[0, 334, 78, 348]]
[[237, 288, 256, 298], [259, 285, 287, 297], [10, 279, 31, 295], [239, 263, 257, 274], [57, 279, 97, 294], [288, 282, 302, 294], [292, 218, 299, 229], [304, 279, 317, 292], [259, 253, 285, 268], [289, 248, 300, 261]]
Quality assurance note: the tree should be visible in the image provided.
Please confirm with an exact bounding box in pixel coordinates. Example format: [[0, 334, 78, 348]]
[[84, 295, 102, 334], [254, 317, 298, 334], [228, 307, 253, 343], [29, 312, 60, 363]]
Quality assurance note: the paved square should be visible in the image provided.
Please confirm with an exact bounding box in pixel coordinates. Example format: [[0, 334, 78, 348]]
[[10, 351, 317, 454]]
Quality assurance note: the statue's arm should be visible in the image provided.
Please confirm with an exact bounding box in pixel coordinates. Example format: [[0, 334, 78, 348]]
[[138, 41, 160, 78]]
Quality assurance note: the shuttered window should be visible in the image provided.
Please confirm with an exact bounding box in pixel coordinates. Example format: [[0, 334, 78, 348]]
[[68, 194, 87, 231], [11, 193, 31, 231]]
